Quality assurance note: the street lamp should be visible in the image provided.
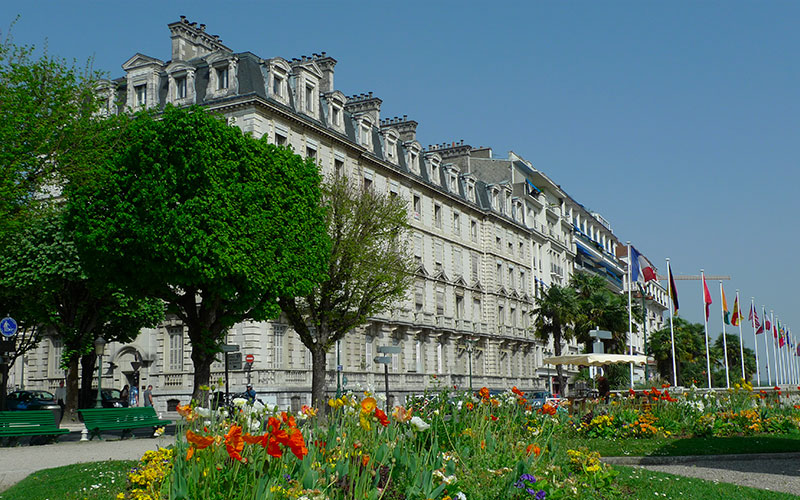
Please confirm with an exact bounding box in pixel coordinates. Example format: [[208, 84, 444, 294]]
[[94, 336, 106, 409], [464, 337, 477, 394]]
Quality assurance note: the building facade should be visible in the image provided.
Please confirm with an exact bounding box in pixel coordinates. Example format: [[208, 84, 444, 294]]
[[16, 18, 658, 413]]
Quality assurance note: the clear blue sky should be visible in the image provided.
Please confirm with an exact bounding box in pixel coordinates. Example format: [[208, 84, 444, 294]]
[[4, 1, 798, 377]]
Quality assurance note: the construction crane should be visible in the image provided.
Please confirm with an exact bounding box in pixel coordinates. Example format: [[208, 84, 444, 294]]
[[656, 275, 730, 281]]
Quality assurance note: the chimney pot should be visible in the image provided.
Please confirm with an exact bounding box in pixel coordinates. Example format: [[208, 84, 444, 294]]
[[321, 51, 327, 56], [180, 15, 187, 21], [199, 24, 206, 31]]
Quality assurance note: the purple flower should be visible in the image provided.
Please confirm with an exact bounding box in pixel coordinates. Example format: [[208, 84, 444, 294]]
[[527, 488, 537, 495], [520, 473, 537, 483], [284, 474, 291, 481], [536, 490, 546, 500]]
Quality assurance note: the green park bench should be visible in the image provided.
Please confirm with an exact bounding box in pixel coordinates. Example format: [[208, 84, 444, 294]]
[[0, 410, 69, 444], [79, 407, 172, 440]]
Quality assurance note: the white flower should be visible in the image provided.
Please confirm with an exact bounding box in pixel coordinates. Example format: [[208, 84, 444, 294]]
[[252, 400, 265, 411], [410, 416, 430, 431], [195, 407, 211, 417], [233, 398, 248, 407], [455, 492, 467, 500]]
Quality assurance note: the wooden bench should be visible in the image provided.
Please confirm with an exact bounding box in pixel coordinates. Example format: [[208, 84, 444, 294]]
[[0, 410, 69, 444], [79, 407, 172, 440]]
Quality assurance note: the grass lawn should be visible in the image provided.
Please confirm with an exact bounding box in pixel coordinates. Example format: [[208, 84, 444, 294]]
[[614, 466, 799, 499], [0, 460, 134, 500], [560, 433, 800, 457]]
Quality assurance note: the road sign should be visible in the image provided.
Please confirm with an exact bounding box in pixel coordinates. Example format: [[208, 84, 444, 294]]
[[245, 354, 254, 363], [377, 345, 401, 354], [374, 356, 392, 364], [221, 344, 240, 353], [0, 317, 17, 338], [227, 352, 242, 370], [589, 329, 612, 340], [336, 364, 343, 372]]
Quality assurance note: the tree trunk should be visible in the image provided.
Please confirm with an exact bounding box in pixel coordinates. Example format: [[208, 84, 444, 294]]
[[0, 363, 8, 411], [310, 345, 329, 411], [554, 334, 567, 397], [80, 352, 97, 408], [190, 344, 214, 405], [64, 355, 80, 422]]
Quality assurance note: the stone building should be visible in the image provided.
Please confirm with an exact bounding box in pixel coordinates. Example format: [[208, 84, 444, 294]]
[[16, 18, 657, 413]]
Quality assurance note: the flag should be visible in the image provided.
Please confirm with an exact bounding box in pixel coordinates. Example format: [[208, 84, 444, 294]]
[[630, 246, 657, 283], [731, 294, 741, 326], [796, 344, 800, 356], [668, 263, 679, 313], [749, 305, 763, 333], [766, 316, 771, 331], [721, 285, 730, 325], [703, 274, 713, 321]]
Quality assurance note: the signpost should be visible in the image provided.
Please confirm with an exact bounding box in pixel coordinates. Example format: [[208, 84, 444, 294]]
[[375, 345, 401, 415], [227, 352, 242, 371], [0, 317, 18, 338], [222, 343, 240, 404]]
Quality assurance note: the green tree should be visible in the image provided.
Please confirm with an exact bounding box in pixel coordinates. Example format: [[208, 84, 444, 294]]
[[570, 272, 635, 354], [711, 333, 757, 387], [647, 317, 707, 387], [0, 210, 162, 418], [0, 23, 103, 238], [279, 174, 415, 409], [533, 284, 577, 396], [67, 106, 328, 401]]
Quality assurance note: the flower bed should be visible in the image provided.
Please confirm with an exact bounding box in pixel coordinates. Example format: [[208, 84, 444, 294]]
[[117, 381, 800, 500]]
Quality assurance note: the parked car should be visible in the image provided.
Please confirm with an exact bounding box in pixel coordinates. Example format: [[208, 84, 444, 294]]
[[6, 390, 59, 411], [5, 390, 62, 423], [87, 388, 128, 408]]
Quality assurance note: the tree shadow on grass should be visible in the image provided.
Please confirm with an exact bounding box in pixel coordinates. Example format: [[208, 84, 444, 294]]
[[648, 434, 800, 459]]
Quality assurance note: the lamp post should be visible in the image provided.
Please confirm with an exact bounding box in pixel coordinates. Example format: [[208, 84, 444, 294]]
[[636, 283, 650, 383], [465, 337, 477, 394], [544, 350, 554, 394], [94, 336, 106, 409]]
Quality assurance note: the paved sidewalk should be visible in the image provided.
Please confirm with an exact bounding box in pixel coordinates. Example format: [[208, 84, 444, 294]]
[[605, 453, 800, 496], [0, 428, 175, 492]]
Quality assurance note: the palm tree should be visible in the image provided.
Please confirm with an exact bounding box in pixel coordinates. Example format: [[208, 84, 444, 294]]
[[570, 272, 633, 354], [533, 284, 578, 396], [647, 318, 706, 386]]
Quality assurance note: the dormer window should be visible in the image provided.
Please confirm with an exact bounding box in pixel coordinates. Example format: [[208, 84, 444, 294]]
[[305, 82, 315, 114], [332, 106, 341, 126], [135, 85, 147, 106], [176, 77, 187, 99], [273, 76, 283, 96], [359, 120, 372, 148], [386, 137, 396, 160], [467, 183, 475, 202], [217, 67, 229, 90]]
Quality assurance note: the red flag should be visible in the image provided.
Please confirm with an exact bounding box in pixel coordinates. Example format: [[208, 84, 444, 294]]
[[766, 317, 771, 331], [703, 275, 713, 321]]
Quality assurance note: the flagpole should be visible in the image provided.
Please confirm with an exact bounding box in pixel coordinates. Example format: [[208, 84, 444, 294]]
[[666, 259, 678, 387], [702, 269, 712, 388], [763, 306, 771, 386], [719, 282, 730, 388], [750, 298, 760, 386], [627, 242, 634, 389], [779, 317, 786, 385], [771, 310, 780, 386], [736, 291, 744, 381]]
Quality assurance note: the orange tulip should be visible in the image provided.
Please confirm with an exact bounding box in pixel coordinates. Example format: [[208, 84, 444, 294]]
[[374, 408, 390, 427]]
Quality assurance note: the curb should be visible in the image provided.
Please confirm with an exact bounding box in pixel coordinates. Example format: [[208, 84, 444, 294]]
[[603, 451, 800, 466]]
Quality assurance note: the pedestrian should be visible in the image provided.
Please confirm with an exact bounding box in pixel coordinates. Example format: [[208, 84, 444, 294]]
[[143, 385, 153, 407], [129, 384, 139, 407], [245, 384, 256, 403], [55, 380, 66, 421], [121, 384, 129, 407]]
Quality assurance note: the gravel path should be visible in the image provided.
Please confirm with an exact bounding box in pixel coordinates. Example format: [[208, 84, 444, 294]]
[[605, 453, 800, 497]]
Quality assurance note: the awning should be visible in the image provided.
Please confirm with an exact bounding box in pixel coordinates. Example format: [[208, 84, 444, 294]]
[[525, 179, 541, 196], [543, 354, 650, 367]]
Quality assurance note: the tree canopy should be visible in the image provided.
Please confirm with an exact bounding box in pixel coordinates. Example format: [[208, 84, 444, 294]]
[[279, 174, 415, 408], [66, 106, 329, 400], [0, 210, 163, 415], [0, 25, 103, 238]]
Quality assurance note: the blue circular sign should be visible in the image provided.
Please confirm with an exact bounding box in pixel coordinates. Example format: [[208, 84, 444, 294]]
[[0, 317, 18, 337]]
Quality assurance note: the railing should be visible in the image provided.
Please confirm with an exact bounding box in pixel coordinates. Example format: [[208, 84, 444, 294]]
[[163, 374, 184, 387]]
